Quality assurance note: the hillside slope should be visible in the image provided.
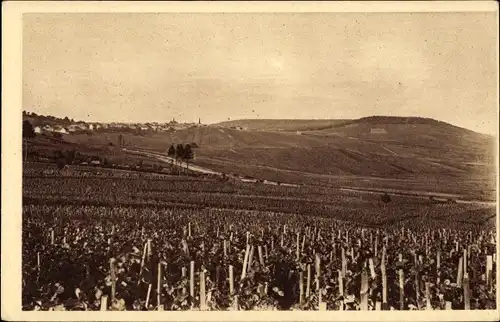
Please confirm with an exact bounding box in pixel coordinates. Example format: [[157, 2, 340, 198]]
[[214, 119, 351, 132], [60, 116, 496, 198]]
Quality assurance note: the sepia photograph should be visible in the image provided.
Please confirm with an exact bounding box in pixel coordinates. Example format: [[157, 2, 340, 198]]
[[2, 1, 499, 320]]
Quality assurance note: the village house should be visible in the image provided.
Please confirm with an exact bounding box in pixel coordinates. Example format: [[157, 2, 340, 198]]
[[76, 123, 88, 130], [34, 126, 42, 134], [67, 124, 79, 132], [54, 126, 68, 134], [42, 125, 54, 132]]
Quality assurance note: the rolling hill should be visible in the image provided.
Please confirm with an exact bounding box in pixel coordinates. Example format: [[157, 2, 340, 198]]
[[214, 119, 351, 132], [47, 116, 497, 199]]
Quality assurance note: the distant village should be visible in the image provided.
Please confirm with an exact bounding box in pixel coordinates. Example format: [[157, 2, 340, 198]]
[[23, 111, 209, 135]]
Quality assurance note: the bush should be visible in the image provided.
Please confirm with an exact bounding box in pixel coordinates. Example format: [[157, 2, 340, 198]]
[[56, 158, 66, 170], [381, 193, 391, 203]]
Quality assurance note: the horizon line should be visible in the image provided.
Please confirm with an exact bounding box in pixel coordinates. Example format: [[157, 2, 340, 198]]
[[22, 110, 495, 137]]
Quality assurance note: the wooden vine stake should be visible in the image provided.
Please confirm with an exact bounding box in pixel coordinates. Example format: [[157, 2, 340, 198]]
[[381, 247, 387, 310], [241, 244, 250, 280], [399, 265, 404, 310], [100, 295, 108, 311], [110, 258, 116, 303], [463, 248, 468, 274], [360, 264, 369, 310], [436, 250, 441, 284], [258, 245, 264, 266], [315, 254, 321, 291], [369, 258, 376, 279], [425, 282, 432, 310], [338, 270, 344, 311], [189, 261, 195, 301], [139, 241, 148, 279], [229, 265, 234, 295], [37, 252, 41, 272], [188, 222, 191, 238], [50, 229, 55, 245], [223, 240, 227, 258], [456, 257, 463, 288], [157, 262, 162, 308], [200, 270, 206, 310], [147, 239, 152, 261], [233, 295, 239, 311], [486, 255, 493, 290], [315, 254, 323, 308], [341, 247, 346, 278], [306, 264, 311, 298], [463, 272, 470, 310], [415, 271, 420, 310], [299, 270, 304, 304], [145, 283, 152, 310], [296, 232, 300, 261], [248, 245, 255, 272]]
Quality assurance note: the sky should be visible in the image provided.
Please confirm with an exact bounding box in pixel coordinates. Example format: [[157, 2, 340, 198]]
[[23, 12, 497, 134]]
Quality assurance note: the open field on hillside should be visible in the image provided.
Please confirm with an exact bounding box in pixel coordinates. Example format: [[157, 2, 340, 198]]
[[214, 119, 351, 132], [49, 118, 496, 202]]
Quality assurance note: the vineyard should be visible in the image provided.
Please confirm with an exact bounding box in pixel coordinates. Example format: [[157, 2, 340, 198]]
[[22, 163, 497, 311]]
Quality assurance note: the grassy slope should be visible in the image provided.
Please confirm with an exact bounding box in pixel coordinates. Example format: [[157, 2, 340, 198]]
[[213, 119, 351, 132], [57, 117, 496, 199]]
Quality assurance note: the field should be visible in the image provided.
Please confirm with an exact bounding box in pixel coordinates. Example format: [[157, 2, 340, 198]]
[[22, 163, 496, 311], [57, 117, 496, 201], [214, 119, 352, 132]]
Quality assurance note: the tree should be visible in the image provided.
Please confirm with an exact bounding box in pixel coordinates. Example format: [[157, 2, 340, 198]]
[[175, 144, 185, 175], [23, 120, 36, 139], [175, 144, 184, 162], [167, 144, 176, 162], [381, 192, 391, 204], [56, 157, 66, 170], [22, 120, 36, 161], [65, 149, 76, 165], [183, 144, 194, 170]]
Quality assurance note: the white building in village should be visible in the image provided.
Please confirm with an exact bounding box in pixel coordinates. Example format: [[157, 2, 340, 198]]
[[54, 126, 68, 134], [370, 128, 388, 134]]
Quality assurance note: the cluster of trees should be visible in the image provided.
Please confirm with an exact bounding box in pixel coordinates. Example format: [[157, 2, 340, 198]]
[[167, 144, 195, 169], [23, 111, 76, 124], [23, 120, 36, 139]]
